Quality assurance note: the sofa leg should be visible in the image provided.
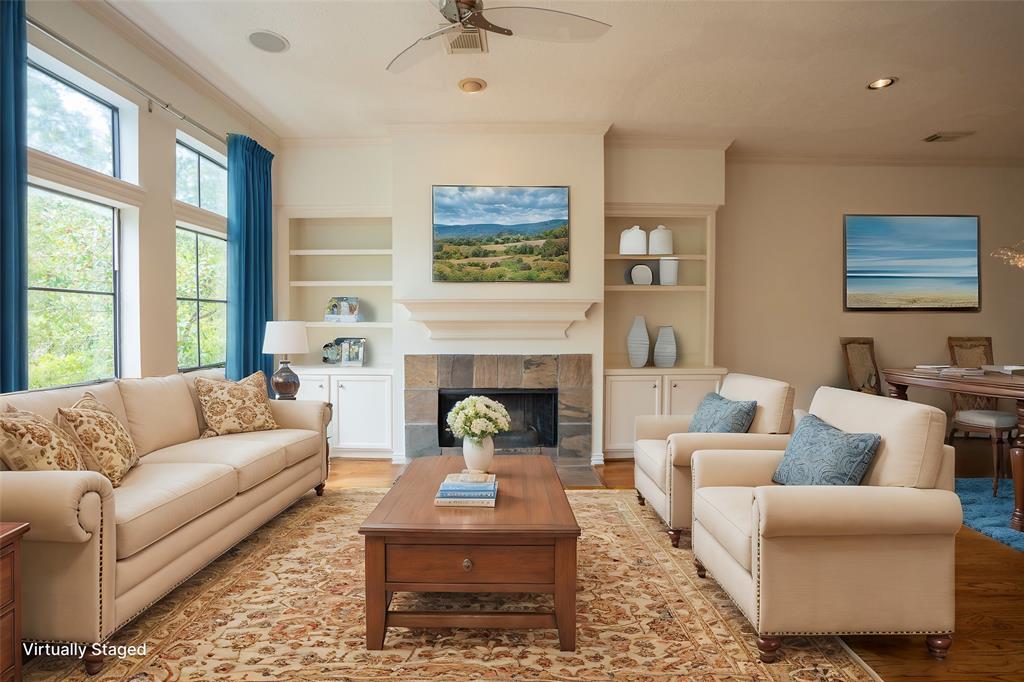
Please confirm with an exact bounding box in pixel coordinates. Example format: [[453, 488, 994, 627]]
[[694, 559, 706, 578], [83, 649, 105, 675], [636, 490, 645, 506], [756, 636, 783, 663], [314, 482, 325, 496], [926, 634, 952, 660], [668, 529, 682, 547]]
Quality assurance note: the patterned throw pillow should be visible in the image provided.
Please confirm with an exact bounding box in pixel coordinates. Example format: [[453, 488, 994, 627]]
[[195, 371, 278, 438], [772, 414, 881, 486], [57, 392, 139, 487], [688, 392, 757, 433], [0, 406, 85, 472]]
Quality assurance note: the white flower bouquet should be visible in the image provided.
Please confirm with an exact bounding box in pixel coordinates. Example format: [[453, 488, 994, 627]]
[[446, 395, 511, 443]]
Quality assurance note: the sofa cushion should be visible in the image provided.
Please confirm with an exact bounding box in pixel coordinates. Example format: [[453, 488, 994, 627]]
[[0, 407, 84, 472], [57, 392, 139, 487], [220, 428, 322, 467], [1, 380, 129, 431], [719, 373, 795, 434], [693, 487, 755, 571], [688, 393, 756, 434], [145, 432, 305, 491], [181, 368, 226, 432], [772, 414, 881, 486], [634, 439, 668, 491], [113, 462, 236, 559], [195, 372, 278, 438], [117, 374, 201, 455]]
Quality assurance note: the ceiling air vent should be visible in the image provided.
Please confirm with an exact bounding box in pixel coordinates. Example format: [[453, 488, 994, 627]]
[[444, 24, 489, 55], [922, 131, 975, 143]]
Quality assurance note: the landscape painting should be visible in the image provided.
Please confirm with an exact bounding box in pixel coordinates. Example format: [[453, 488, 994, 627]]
[[432, 185, 570, 282], [844, 215, 980, 311]]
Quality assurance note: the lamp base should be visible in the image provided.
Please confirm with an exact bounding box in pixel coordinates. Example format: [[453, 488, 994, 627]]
[[271, 360, 300, 400]]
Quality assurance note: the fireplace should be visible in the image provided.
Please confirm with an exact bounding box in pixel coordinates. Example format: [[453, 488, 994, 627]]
[[438, 388, 558, 449]]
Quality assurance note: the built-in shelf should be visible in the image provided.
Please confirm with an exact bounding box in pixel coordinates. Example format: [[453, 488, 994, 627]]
[[290, 249, 393, 256], [604, 253, 706, 261], [306, 321, 393, 329], [604, 285, 706, 292], [289, 364, 394, 375], [289, 280, 393, 287]]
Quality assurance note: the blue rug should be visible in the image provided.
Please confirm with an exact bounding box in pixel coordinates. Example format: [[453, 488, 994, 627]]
[[955, 477, 1024, 552]]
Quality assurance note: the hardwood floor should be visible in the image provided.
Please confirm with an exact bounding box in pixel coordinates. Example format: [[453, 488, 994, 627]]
[[328, 457, 1024, 682]]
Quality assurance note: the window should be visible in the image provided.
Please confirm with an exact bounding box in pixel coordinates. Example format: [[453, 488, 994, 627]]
[[175, 141, 227, 216], [176, 228, 227, 370], [26, 63, 119, 177], [27, 186, 119, 389]]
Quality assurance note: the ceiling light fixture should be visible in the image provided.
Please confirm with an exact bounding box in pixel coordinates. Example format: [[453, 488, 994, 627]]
[[866, 76, 898, 90], [458, 77, 487, 93], [248, 30, 290, 54]]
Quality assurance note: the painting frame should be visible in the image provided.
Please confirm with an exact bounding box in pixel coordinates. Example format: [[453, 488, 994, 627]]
[[843, 214, 981, 312], [431, 184, 571, 283]]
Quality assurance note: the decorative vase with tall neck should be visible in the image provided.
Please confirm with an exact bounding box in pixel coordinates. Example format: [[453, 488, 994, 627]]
[[654, 326, 677, 368], [627, 315, 650, 368], [463, 436, 495, 473]]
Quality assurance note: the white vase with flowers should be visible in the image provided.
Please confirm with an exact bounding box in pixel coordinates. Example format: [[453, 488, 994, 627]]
[[445, 396, 511, 473]]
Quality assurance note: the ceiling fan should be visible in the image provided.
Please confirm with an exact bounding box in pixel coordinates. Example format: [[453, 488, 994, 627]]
[[386, 0, 611, 72]]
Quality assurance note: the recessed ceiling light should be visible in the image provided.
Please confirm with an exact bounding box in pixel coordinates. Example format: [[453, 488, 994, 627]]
[[458, 77, 487, 93], [248, 30, 290, 54], [866, 76, 898, 90]]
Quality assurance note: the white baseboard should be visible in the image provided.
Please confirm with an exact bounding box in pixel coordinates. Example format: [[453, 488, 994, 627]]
[[329, 450, 394, 461], [590, 451, 605, 466], [603, 451, 634, 461], [391, 452, 406, 464]]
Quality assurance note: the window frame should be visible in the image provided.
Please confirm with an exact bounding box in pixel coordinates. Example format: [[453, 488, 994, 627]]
[[26, 60, 121, 179], [175, 140, 227, 214], [175, 226, 228, 372], [26, 183, 122, 388]]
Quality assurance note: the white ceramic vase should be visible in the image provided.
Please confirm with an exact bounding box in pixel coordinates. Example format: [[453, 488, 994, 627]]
[[463, 436, 495, 473], [659, 257, 679, 286], [648, 225, 673, 254], [627, 315, 650, 368], [619, 225, 647, 255], [654, 326, 677, 368]]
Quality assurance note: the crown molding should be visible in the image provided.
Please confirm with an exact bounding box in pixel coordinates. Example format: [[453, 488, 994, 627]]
[[279, 137, 392, 149], [726, 151, 1024, 168], [385, 122, 612, 136], [605, 134, 734, 151]]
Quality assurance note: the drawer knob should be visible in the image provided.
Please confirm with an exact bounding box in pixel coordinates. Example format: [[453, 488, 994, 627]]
[[462, 558, 473, 572]]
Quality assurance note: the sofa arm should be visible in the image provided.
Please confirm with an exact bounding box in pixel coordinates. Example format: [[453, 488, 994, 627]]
[[635, 414, 692, 441], [667, 432, 791, 468], [270, 399, 331, 435], [0, 470, 112, 543], [691, 449, 785, 489], [756, 486, 963, 538]]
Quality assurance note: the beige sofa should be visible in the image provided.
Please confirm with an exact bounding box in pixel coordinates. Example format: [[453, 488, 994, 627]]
[[633, 373, 796, 546], [0, 369, 330, 672], [691, 386, 962, 663]]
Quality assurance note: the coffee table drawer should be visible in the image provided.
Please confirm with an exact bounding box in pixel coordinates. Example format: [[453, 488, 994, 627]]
[[386, 544, 554, 584]]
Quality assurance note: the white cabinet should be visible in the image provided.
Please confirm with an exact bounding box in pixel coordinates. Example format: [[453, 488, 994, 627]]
[[295, 374, 329, 402], [332, 375, 393, 451], [664, 375, 721, 416], [604, 375, 662, 451]]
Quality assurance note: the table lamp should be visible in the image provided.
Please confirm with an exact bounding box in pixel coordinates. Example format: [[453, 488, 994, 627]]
[[262, 321, 309, 400]]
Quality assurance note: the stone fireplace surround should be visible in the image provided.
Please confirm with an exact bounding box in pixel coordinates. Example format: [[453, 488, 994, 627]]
[[404, 354, 599, 486]]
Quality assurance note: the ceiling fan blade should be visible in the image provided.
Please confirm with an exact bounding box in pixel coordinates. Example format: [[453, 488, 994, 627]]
[[386, 23, 461, 72], [467, 6, 610, 42], [464, 10, 512, 36]]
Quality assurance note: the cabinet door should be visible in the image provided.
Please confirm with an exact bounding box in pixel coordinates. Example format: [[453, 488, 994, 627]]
[[294, 374, 329, 403], [604, 375, 662, 451], [333, 375, 393, 451], [664, 375, 722, 416]]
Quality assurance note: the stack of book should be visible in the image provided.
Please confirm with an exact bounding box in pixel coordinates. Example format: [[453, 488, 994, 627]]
[[940, 367, 984, 378], [434, 473, 497, 508]]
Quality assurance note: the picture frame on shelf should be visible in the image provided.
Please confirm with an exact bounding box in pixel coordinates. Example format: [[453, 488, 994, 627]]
[[325, 296, 360, 322], [322, 337, 366, 366]]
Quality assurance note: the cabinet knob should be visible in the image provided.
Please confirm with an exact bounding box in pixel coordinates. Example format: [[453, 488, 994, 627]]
[[317, 383, 324, 389], [673, 383, 678, 388], [338, 384, 344, 389], [462, 558, 473, 572], [652, 384, 657, 389]]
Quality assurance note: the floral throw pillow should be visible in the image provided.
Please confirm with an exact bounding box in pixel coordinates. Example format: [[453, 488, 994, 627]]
[[195, 371, 278, 438], [57, 392, 139, 487], [0, 405, 85, 472]]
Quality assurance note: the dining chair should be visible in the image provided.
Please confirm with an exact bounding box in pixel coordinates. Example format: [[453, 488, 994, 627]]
[[946, 336, 1018, 495], [840, 337, 881, 395]]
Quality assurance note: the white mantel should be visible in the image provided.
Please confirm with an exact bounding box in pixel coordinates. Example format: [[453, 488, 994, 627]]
[[396, 299, 598, 340]]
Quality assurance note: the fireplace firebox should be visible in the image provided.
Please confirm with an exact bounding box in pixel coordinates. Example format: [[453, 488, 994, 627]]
[[438, 388, 558, 449]]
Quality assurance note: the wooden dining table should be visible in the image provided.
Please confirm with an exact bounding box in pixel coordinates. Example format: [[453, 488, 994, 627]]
[[882, 368, 1024, 531]]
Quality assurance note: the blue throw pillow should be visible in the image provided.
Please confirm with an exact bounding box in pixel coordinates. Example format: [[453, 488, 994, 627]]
[[688, 392, 757, 433], [772, 414, 881, 486]]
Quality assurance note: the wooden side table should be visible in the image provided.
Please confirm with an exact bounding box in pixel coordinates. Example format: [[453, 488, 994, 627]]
[[1, 522, 30, 682]]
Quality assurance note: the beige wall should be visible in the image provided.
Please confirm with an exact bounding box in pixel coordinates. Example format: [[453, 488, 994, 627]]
[[716, 160, 1024, 411]]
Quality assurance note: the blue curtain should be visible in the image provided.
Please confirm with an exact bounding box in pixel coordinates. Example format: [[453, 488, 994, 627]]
[[226, 134, 275, 381], [1, 0, 28, 392]]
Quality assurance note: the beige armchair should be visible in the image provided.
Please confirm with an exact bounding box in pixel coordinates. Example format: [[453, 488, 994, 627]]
[[691, 386, 962, 663], [633, 373, 796, 546]]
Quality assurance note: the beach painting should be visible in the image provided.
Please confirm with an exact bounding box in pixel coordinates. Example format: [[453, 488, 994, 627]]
[[844, 215, 979, 310], [432, 185, 570, 282]]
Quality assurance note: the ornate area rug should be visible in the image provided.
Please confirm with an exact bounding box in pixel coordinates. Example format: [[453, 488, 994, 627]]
[[25, 489, 875, 681]]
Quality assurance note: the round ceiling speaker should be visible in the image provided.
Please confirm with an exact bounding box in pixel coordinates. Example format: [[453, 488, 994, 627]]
[[458, 77, 487, 93], [248, 30, 290, 54]]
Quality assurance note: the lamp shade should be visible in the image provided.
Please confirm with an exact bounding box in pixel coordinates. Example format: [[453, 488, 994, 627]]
[[262, 321, 309, 355]]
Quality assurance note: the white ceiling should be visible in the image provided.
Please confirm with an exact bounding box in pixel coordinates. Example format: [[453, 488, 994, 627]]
[[110, 0, 1024, 161]]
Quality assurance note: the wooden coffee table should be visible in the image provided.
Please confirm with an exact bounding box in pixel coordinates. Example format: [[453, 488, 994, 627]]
[[358, 455, 581, 650]]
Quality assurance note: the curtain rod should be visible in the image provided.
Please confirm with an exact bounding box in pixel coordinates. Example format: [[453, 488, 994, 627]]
[[27, 15, 228, 145]]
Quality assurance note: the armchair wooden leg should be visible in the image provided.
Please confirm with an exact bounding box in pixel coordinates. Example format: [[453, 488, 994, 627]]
[[636, 490, 645, 506], [756, 636, 783, 663], [314, 482, 325, 496], [668, 529, 682, 547], [694, 558, 706, 578], [83, 649, 105, 675], [926, 634, 952, 660]]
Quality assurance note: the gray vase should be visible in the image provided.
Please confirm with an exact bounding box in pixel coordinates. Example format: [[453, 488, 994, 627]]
[[653, 326, 677, 368], [627, 316, 649, 368]]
